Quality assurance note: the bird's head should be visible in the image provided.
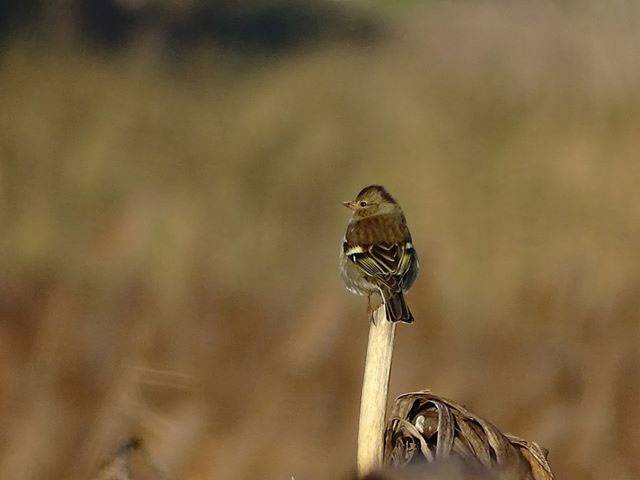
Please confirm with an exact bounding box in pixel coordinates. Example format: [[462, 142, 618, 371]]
[[343, 185, 401, 218]]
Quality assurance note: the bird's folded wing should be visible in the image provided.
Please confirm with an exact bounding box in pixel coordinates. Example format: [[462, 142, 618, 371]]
[[344, 242, 414, 291]]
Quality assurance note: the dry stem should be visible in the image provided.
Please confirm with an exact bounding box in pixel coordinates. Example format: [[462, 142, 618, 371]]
[[357, 305, 396, 477]]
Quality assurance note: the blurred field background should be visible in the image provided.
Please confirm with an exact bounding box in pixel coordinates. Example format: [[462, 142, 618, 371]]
[[1, 1, 640, 479]]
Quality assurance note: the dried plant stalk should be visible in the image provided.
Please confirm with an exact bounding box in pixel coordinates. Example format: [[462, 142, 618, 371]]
[[384, 391, 554, 480], [357, 305, 396, 476]]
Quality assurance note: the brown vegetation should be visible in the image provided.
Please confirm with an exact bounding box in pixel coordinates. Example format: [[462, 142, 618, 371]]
[[385, 391, 553, 479]]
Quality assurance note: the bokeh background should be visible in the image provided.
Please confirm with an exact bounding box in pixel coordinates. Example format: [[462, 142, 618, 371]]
[[1, 1, 639, 479]]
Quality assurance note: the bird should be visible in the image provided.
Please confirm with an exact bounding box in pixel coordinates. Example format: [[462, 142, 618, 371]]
[[340, 185, 419, 323]]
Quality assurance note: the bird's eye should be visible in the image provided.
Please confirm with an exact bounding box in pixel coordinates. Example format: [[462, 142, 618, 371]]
[[359, 201, 367, 207]]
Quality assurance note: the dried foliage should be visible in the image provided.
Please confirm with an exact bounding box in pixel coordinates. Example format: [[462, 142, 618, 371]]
[[384, 392, 554, 480], [92, 437, 165, 480], [92, 438, 140, 480]]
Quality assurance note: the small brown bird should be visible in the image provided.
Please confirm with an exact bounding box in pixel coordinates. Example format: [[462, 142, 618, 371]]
[[340, 185, 419, 323]]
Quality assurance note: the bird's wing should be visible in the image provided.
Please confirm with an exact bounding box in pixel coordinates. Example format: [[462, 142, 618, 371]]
[[344, 241, 415, 292]]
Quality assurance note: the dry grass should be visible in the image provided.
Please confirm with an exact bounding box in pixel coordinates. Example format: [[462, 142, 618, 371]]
[[1, 2, 640, 479]]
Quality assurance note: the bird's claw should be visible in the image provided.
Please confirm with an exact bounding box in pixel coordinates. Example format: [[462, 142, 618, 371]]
[[367, 294, 377, 324]]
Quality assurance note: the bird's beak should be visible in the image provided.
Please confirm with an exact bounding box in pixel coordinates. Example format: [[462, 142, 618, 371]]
[[342, 200, 356, 210]]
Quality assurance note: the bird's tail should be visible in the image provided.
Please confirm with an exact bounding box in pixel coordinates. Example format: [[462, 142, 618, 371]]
[[382, 290, 414, 324]]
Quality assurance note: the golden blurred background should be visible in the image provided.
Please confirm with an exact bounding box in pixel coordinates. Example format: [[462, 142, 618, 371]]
[[1, 1, 639, 479]]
